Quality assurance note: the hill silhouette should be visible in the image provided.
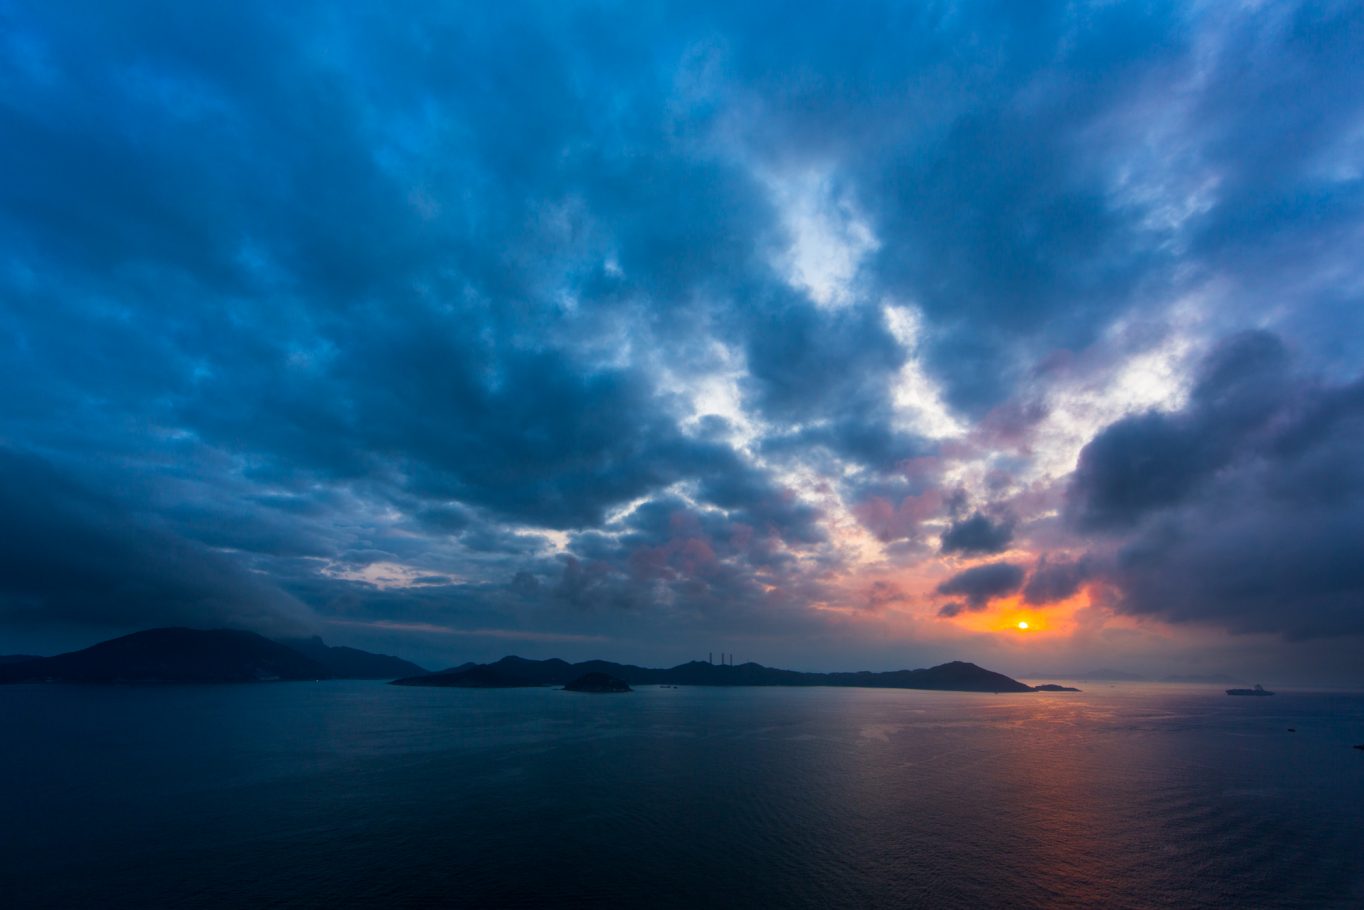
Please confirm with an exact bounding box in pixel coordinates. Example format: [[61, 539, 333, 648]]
[[394, 656, 1035, 693], [280, 636, 426, 679], [0, 629, 427, 684], [0, 628, 327, 684]]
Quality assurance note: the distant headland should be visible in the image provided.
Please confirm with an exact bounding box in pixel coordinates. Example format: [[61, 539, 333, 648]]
[[392, 655, 1039, 693]]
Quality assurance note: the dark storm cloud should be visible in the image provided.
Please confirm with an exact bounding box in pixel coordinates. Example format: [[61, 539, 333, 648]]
[[0, 0, 807, 533], [1067, 331, 1292, 530], [693, 460, 826, 546], [825, 3, 1187, 412], [940, 512, 1014, 556], [934, 562, 1025, 613], [742, 301, 911, 469], [0, 448, 313, 634], [935, 602, 969, 619], [1022, 556, 1094, 606], [722, 287, 928, 484], [339, 344, 714, 528], [1178, 5, 1364, 341], [1068, 333, 1364, 638]]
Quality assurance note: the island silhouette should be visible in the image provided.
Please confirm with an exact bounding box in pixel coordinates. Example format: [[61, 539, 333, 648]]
[[392, 655, 1038, 693]]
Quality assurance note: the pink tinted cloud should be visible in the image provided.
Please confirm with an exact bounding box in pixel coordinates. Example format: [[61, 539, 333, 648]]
[[628, 534, 718, 581], [853, 490, 944, 542]]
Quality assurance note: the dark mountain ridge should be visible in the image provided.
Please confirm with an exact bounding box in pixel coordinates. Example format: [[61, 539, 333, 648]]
[[394, 655, 1036, 693], [0, 628, 328, 684], [0, 629, 427, 684], [279, 636, 427, 679]]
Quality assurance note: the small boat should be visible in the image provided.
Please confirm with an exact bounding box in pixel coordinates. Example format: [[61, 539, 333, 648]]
[[1226, 683, 1274, 696]]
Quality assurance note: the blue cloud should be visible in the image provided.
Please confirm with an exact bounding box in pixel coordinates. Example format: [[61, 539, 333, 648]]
[[2, 1, 1362, 667]]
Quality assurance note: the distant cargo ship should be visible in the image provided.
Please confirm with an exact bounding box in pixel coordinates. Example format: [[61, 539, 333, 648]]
[[1226, 684, 1274, 696]]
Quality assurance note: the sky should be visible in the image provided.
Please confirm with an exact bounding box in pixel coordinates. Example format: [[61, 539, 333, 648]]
[[2, 0, 1363, 683]]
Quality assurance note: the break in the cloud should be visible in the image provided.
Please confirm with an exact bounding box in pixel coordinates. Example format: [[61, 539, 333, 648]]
[[1, 1, 1362, 679]]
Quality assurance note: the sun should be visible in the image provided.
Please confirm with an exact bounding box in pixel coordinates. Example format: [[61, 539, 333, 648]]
[[1017, 621, 1029, 630]]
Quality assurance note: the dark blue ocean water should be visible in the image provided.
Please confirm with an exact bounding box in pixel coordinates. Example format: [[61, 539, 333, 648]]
[[2, 682, 1362, 908]]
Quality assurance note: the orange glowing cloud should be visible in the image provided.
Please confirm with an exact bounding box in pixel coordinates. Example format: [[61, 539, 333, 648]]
[[945, 588, 1093, 638]]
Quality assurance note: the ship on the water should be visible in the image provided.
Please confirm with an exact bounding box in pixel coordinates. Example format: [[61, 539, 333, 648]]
[[1227, 684, 1274, 696]]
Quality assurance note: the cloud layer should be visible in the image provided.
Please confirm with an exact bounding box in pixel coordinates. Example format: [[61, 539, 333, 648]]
[[1, 1, 1362, 674]]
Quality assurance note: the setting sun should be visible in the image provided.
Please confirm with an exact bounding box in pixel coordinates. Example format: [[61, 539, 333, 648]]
[[1017, 621, 1029, 630]]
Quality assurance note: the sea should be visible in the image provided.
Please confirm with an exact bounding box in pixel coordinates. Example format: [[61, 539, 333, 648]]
[[2, 681, 1362, 908]]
